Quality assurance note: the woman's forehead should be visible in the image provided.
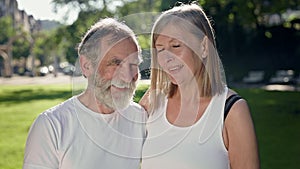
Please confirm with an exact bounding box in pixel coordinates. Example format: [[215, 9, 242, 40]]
[[157, 25, 184, 39], [156, 26, 201, 47]]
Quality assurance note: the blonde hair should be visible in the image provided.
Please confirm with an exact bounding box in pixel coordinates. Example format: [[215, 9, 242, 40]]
[[149, 3, 226, 111]]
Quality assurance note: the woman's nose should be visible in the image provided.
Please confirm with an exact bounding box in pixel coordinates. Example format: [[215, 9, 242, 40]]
[[166, 54, 175, 63], [161, 51, 175, 64]]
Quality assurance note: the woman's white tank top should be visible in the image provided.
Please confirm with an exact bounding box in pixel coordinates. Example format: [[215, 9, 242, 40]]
[[141, 87, 230, 169]]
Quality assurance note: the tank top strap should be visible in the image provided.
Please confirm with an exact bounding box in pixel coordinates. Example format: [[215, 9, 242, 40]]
[[198, 87, 228, 144]]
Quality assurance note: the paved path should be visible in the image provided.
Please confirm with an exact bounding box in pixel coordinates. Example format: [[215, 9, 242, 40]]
[[2, 74, 297, 92], [0, 73, 73, 85], [0, 73, 150, 86]]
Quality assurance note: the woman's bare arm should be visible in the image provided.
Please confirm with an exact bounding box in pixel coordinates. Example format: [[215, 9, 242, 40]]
[[225, 99, 260, 169], [139, 88, 150, 114]]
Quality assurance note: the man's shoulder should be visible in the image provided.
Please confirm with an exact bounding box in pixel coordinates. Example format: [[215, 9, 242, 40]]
[[119, 101, 147, 124], [128, 101, 146, 112], [41, 96, 77, 120], [121, 101, 147, 119]]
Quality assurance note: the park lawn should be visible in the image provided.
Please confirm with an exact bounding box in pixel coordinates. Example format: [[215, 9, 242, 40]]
[[0, 84, 299, 169], [237, 88, 300, 169], [0, 84, 72, 169]]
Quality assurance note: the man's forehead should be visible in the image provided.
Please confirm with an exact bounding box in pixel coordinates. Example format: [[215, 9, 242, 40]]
[[102, 34, 136, 47], [99, 39, 139, 62], [101, 36, 137, 51]]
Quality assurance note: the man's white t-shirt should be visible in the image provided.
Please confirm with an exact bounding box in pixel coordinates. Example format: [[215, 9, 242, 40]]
[[23, 96, 147, 169]]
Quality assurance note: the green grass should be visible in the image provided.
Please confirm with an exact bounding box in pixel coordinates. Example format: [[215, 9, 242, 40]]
[[236, 88, 300, 169], [0, 84, 299, 169], [0, 84, 72, 169]]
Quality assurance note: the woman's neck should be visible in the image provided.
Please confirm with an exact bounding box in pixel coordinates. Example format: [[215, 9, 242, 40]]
[[173, 78, 201, 102], [167, 80, 212, 127]]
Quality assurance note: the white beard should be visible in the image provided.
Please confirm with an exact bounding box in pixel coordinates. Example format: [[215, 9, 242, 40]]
[[93, 75, 136, 110]]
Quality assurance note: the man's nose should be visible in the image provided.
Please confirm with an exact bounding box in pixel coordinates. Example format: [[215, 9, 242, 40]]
[[118, 64, 137, 83]]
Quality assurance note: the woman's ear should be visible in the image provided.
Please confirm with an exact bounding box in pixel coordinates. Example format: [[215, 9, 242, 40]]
[[79, 55, 93, 78], [201, 36, 209, 59]]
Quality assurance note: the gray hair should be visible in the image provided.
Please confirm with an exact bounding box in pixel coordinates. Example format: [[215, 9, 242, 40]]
[[77, 18, 141, 66]]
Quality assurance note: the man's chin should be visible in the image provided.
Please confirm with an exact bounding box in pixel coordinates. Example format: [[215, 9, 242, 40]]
[[111, 95, 133, 110], [94, 87, 134, 110]]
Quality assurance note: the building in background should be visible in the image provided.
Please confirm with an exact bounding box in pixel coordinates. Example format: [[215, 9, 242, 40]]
[[0, 0, 42, 77], [0, 0, 41, 33]]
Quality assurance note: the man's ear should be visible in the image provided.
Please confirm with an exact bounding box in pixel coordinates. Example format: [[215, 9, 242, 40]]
[[80, 55, 93, 78], [201, 36, 209, 59]]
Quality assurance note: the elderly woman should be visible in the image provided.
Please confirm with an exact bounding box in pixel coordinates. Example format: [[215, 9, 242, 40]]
[[140, 3, 260, 169]]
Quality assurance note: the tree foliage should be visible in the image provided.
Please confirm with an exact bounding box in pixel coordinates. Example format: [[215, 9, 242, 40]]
[[12, 36, 31, 60], [195, 0, 300, 79], [0, 16, 32, 60], [14, 0, 298, 79], [0, 16, 15, 44]]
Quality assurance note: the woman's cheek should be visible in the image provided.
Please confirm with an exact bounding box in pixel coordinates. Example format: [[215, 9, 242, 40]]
[[157, 57, 166, 71]]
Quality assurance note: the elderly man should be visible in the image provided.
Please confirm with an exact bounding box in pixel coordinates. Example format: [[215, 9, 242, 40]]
[[23, 18, 147, 169]]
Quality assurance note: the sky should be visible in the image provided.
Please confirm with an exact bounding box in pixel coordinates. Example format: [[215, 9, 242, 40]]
[[16, 0, 79, 24]]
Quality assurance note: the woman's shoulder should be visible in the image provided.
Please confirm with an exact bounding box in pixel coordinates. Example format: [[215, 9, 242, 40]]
[[225, 88, 250, 117]]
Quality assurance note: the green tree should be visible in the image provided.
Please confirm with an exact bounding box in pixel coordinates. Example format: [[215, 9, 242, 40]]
[[54, 9, 113, 64], [0, 16, 15, 44], [160, 0, 191, 11], [195, 0, 300, 79], [0, 16, 34, 71], [49, 0, 300, 79], [33, 31, 60, 66], [12, 35, 31, 60]]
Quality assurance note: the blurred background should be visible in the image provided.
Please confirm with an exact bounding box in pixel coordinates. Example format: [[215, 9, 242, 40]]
[[0, 1, 300, 169], [1, 0, 300, 87]]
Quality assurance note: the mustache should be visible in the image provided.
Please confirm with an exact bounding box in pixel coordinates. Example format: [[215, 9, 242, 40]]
[[111, 79, 136, 89], [95, 78, 136, 90]]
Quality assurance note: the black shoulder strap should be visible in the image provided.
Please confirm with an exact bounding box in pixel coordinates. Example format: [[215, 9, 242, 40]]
[[224, 94, 243, 120]]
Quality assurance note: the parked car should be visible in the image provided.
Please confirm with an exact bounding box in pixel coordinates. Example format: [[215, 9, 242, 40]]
[[38, 66, 49, 76], [61, 63, 82, 76], [243, 70, 265, 84], [62, 64, 75, 75], [269, 70, 295, 85]]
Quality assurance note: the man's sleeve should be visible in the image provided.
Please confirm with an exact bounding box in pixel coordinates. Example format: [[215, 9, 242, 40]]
[[23, 113, 59, 169]]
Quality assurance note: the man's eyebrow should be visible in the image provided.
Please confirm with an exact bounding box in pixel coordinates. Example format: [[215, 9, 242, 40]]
[[106, 56, 122, 65], [110, 56, 121, 60]]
